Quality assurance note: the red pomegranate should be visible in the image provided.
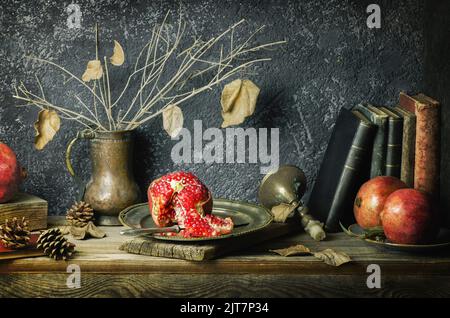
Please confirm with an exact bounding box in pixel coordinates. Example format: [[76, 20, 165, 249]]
[[147, 171, 233, 237], [0, 142, 26, 203], [381, 189, 438, 244], [354, 176, 407, 229]]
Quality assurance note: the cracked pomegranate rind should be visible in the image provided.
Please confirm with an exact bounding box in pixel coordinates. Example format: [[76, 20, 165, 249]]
[[148, 171, 234, 238]]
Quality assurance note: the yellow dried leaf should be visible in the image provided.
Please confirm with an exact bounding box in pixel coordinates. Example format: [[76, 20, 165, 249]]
[[313, 249, 351, 266], [34, 109, 61, 150], [110, 40, 125, 66], [221, 79, 260, 128], [270, 244, 311, 257], [163, 105, 184, 138], [82, 60, 103, 82], [271, 203, 296, 223]]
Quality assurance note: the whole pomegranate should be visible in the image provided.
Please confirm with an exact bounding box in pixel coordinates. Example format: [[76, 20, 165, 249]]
[[147, 171, 233, 237], [0, 142, 26, 203], [381, 189, 438, 244], [354, 176, 407, 229]]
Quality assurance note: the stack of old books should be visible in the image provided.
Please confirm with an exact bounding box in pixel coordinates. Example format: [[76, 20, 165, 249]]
[[308, 92, 440, 232]]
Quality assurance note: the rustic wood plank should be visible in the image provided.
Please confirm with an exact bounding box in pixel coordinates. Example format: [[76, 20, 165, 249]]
[[0, 273, 449, 297], [0, 193, 47, 230], [0, 221, 449, 297], [119, 222, 299, 261], [0, 225, 449, 276]]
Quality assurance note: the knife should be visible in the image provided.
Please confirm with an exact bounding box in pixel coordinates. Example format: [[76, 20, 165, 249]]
[[120, 222, 250, 236]]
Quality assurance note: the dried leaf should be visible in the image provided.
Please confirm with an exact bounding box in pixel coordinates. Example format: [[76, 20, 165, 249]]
[[87, 222, 106, 238], [163, 105, 184, 138], [70, 225, 88, 240], [270, 244, 311, 256], [110, 40, 125, 66], [313, 249, 351, 267], [69, 222, 105, 240], [221, 79, 260, 128], [82, 60, 103, 82], [59, 226, 71, 235], [34, 109, 61, 150], [271, 203, 296, 223]]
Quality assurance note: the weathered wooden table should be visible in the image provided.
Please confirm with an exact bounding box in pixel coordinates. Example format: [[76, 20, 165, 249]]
[[0, 225, 449, 297]]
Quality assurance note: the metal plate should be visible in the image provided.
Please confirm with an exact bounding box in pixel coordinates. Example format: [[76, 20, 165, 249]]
[[118, 199, 273, 242], [347, 224, 450, 253]]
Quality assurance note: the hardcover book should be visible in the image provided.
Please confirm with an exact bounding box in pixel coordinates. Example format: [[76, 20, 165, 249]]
[[308, 108, 375, 232], [353, 104, 388, 178], [399, 92, 440, 197], [378, 107, 403, 178], [395, 106, 416, 187]]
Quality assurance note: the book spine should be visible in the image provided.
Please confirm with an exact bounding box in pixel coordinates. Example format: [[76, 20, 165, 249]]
[[415, 104, 440, 196], [326, 122, 375, 232], [370, 116, 387, 178], [385, 118, 403, 178], [400, 114, 416, 187]]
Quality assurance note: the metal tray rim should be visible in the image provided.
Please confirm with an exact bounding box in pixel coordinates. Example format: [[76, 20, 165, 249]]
[[118, 198, 273, 242]]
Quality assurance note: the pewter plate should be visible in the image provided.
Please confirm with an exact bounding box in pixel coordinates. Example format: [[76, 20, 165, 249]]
[[118, 199, 273, 242], [347, 224, 450, 253]]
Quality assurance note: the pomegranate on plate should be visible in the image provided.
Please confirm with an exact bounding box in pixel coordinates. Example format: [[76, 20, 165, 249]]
[[147, 171, 234, 238], [380, 188, 438, 244], [354, 176, 407, 229], [0, 142, 26, 203]]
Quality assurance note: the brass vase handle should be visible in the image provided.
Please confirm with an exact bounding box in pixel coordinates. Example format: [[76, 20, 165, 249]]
[[65, 130, 96, 177]]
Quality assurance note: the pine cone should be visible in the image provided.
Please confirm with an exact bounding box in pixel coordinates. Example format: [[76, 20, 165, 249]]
[[66, 201, 94, 227], [0, 217, 30, 249], [37, 228, 75, 260]]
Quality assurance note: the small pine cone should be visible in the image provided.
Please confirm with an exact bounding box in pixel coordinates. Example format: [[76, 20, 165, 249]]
[[66, 201, 94, 227], [37, 228, 75, 260], [0, 217, 30, 249]]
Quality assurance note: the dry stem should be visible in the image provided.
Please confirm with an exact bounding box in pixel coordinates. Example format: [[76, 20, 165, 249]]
[[13, 11, 286, 132]]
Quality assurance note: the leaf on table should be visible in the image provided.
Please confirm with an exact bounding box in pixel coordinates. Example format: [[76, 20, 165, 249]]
[[110, 40, 125, 66], [69, 222, 106, 240], [82, 60, 103, 82], [87, 222, 106, 238], [59, 225, 71, 235], [163, 105, 184, 138], [313, 249, 351, 266], [34, 109, 61, 150], [70, 224, 88, 240], [270, 244, 311, 257], [271, 203, 296, 223], [221, 79, 260, 128]]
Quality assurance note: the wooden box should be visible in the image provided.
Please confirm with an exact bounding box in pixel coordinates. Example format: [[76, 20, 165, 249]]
[[0, 193, 47, 230]]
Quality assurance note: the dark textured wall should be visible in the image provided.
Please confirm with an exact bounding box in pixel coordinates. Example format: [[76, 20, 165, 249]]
[[424, 0, 450, 226], [0, 0, 424, 215]]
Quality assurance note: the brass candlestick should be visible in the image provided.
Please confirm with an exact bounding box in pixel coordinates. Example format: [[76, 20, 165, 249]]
[[259, 165, 326, 241]]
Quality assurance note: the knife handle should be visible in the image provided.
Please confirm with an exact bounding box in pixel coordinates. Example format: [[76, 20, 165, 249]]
[[297, 206, 326, 241], [120, 225, 180, 236]]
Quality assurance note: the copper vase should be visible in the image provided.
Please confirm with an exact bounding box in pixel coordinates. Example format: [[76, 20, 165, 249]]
[[66, 130, 141, 225]]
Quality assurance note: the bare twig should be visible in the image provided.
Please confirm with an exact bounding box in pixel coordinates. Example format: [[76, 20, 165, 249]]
[[13, 10, 285, 133]]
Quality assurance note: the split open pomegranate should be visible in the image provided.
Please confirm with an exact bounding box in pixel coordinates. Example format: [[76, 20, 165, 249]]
[[147, 171, 234, 238]]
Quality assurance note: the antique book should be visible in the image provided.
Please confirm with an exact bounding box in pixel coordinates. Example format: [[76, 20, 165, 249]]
[[353, 104, 388, 177], [399, 92, 440, 196], [308, 108, 375, 232], [395, 106, 416, 187], [378, 107, 403, 178]]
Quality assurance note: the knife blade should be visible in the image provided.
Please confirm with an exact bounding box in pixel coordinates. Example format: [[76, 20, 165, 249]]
[[120, 222, 250, 236]]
